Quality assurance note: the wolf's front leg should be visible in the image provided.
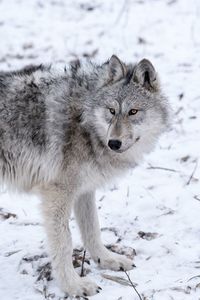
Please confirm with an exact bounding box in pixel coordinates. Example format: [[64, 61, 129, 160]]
[[74, 191, 135, 271], [40, 185, 101, 297]]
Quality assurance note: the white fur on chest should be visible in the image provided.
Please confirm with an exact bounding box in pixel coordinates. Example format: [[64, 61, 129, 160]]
[[78, 161, 127, 194]]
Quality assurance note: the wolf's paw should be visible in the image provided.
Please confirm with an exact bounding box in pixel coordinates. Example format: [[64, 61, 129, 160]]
[[63, 276, 101, 297], [96, 250, 135, 271]]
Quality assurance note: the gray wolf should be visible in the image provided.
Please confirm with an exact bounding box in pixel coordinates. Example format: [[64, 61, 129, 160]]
[[0, 55, 170, 297]]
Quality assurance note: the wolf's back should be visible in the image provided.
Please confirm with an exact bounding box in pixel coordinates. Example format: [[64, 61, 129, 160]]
[[0, 67, 64, 190]]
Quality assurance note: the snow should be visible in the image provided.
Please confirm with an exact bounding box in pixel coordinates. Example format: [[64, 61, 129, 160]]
[[0, 0, 200, 299]]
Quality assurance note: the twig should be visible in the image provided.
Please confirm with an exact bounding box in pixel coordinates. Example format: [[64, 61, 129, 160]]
[[4, 249, 22, 257], [115, 0, 129, 24], [186, 160, 198, 185], [101, 273, 135, 287], [147, 165, 179, 173], [194, 195, 200, 201], [80, 250, 86, 277], [124, 271, 143, 300], [9, 221, 40, 226], [0, 209, 17, 220], [187, 274, 200, 282], [101, 227, 119, 237]]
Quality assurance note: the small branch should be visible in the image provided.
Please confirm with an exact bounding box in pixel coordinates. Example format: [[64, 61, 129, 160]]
[[101, 227, 119, 237], [124, 271, 143, 300], [194, 195, 200, 201], [115, 0, 128, 24], [186, 160, 198, 186], [0, 208, 17, 220], [80, 250, 86, 277], [101, 273, 135, 287], [9, 221, 40, 226], [187, 274, 200, 282], [4, 249, 22, 257], [147, 164, 179, 173]]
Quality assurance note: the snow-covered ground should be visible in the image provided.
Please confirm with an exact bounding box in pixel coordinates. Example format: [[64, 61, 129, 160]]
[[0, 0, 200, 299]]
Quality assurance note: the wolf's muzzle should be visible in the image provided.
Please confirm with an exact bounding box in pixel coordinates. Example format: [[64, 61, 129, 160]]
[[108, 139, 122, 151]]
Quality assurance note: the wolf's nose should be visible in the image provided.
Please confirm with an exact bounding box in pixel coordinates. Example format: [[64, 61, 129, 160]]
[[108, 139, 122, 151]]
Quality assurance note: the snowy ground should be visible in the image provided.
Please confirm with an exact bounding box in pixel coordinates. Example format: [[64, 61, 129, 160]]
[[0, 0, 200, 299]]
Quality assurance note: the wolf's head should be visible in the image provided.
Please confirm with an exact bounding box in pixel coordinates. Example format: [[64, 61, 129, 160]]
[[81, 55, 170, 158]]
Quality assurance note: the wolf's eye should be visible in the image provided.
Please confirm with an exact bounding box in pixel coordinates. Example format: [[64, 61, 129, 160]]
[[109, 108, 115, 115], [129, 109, 138, 116]]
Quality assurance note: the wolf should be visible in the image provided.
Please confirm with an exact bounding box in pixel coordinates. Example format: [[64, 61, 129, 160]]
[[0, 55, 170, 297]]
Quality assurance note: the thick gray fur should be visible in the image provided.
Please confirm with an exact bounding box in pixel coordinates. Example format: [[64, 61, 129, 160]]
[[0, 55, 170, 297]]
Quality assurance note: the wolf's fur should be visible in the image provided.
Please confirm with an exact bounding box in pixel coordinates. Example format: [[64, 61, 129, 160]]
[[0, 55, 170, 296]]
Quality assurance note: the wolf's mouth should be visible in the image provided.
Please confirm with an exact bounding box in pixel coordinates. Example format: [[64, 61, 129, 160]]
[[111, 149, 124, 153], [108, 147, 128, 154]]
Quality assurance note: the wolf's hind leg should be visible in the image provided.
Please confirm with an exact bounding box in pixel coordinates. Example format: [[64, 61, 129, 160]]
[[40, 185, 100, 297], [74, 191, 135, 271]]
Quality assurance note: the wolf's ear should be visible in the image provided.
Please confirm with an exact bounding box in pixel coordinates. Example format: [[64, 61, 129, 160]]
[[133, 59, 159, 91], [108, 55, 126, 82]]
